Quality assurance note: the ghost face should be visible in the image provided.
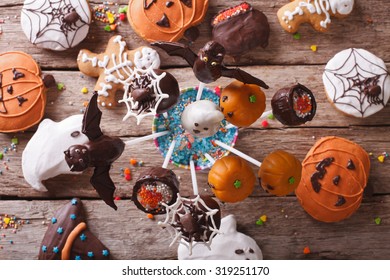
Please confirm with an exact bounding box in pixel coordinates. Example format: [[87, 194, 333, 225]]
[[181, 100, 225, 138], [64, 145, 90, 171], [331, 0, 354, 15]]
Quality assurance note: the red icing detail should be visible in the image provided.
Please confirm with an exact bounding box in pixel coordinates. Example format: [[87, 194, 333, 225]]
[[212, 2, 252, 26], [294, 95, 312, 115]]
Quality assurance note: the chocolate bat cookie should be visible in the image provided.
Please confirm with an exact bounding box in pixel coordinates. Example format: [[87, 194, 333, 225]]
[[152, 41, 269, 88], [64, 93, 125, 210]]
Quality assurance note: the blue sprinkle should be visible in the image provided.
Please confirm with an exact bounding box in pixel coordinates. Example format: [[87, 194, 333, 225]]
[[53, 247, 59, 254], [70, 214, 76, 220], [87, 251, 94, 258], [75, 255, 82, 260], [71, 199, 78, 205], [9, 240, 13, 244], [80, 233, 87, 241], [51, 217, 57, 224], [102, 250, 109, 257], [57, 227, 64, 234], [42, 245, 47, 252]]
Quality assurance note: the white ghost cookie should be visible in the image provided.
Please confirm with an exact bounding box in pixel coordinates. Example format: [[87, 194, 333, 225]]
[[22, 115, 88, 191], [181, 100, 224, 138], [178, 214, 263, 260], [20, 0, 92, 51]]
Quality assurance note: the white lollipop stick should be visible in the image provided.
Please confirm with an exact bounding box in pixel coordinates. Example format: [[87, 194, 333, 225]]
[[214, 140, 262, 167], [196, 82, 205, 101], [189, 159, 199, 196], [162, 139, 176, 169], [260, 109, 273, 119], [124, 130, 169, 146], [204, 153, 216, 164]]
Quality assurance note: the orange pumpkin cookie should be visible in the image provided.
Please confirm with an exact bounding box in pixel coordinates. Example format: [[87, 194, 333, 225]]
[[127, 0, 209, 42], [258, 150, 302, 196], [0, 51, 53, 133], [220, 80, 266, 127], [295, 136, 370, 223], [208, 155, 256, 203]]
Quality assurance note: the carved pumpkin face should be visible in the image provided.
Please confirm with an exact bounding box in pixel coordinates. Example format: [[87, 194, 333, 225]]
[[258, 150, 302, 196], [127, 0, 209, 42], [220, 80, 266, 127], [295, 136, 370, 223], [208, 155, 256, 203]]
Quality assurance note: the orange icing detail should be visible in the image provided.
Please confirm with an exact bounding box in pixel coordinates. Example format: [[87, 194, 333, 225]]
[[61, 222, 87, 260]]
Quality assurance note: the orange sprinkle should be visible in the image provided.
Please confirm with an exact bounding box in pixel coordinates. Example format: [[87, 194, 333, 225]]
[[303, 246, 311, 254], [124, 168, 131, 175], [83, 101, 89, 107], [130, 158, 138, 166], [147, 213, 154, 220]]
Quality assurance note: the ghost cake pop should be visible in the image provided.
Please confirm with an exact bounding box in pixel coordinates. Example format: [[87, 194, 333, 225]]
[[178, 214, 263, 260], [64, 92, 125, 210], [132, 167, 179, 215]]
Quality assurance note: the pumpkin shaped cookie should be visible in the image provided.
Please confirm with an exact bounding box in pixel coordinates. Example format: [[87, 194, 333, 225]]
[[208, 155, 256, 203], [258, 150, 302, 196], [220, 80, 266, 127], [295, 136, 370, 223], [0, 51, 52, 133], [127, 0, 209, 42]]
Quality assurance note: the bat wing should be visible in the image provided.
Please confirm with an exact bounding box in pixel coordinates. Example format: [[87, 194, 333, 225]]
[[82, 92, 103, 141], [151, 41, 197, 67], [90, 165, 117, 210], [221, 66, 269, 89]]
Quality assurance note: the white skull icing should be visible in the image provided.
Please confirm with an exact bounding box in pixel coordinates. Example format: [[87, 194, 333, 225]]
[[178, 215, 263, 260], [330, 0, 354, 15], [181, 100, 224, 138], [22, 115, 89, 191]]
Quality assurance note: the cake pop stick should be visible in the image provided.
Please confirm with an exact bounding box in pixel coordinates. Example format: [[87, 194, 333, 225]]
[[204, 153, 216, 164], [213, 140, 261, 167], [189, 159, 199, 196], [162, 139, 176, 169], [196, 82, 205, 101], [124, 131, 170, 146]]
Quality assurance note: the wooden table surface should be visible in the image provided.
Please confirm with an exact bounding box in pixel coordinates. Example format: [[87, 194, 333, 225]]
[[0, 0, 389, 260]]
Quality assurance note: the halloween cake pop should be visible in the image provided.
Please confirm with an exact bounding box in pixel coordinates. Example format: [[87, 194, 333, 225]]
[[271, 83, 317, 126], [39, 198, 110, 260], [178, 215, 263, 260], [132, 167, 179, 214], [296, 136, 370, 222], [64, 93, 125, 210], [212, 2, 270, 60]]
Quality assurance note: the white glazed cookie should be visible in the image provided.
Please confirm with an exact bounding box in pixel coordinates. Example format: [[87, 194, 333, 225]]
[[277, 0, 354, 33], [22, 115, 88, 191], [178, 215, 263, 260], [20, 0, 92, 51], [323, 48, 390, 118]]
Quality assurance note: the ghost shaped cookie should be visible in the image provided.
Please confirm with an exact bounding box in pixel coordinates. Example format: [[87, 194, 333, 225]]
[[77, 35, 161, 108], [178, 214, 263, 259], [21, 0, 92, 51], [39, 198, 110, 260]]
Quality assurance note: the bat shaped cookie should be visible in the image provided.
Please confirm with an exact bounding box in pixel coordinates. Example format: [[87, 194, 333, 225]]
[[151, 41, 269, 89], [64, 93, 125, 210]]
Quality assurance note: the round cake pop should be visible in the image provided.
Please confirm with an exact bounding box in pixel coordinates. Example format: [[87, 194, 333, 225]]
[[271, 83, 316, 126], [132, 167, 179, 214]]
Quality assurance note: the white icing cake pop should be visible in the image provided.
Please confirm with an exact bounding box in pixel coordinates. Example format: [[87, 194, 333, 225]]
[[22, 115, 89, 191], [181, 100, 224, 138], [178, 214, 263, 260]]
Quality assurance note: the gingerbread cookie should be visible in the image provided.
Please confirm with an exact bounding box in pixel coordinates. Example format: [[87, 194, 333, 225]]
[[296, 136, 370, 223], [0, 51, 54, 133], [277, 0, 354, 33], [77, 35, 161, 109], [212, 2, 270, 60], [127, 0, 209, 42], [21, 0, 92, 51], [323, 48, 390, 118], [39, 198, 110, 260]]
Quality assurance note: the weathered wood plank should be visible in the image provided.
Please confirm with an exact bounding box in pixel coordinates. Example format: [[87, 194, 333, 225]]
[[0, 196, 389, 260], [0, 1, 389, 68]]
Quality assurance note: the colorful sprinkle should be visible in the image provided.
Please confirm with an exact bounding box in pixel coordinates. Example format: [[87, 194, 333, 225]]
[[267, 113, 275, 120], [88, 251, 94, 258], [255, 219, 263, 226], [70, 214, 76, 220], [102, 249, 110, 257], [114, 196, 121, 201], [57, 227, 64, 234], [57, 83, 65, 90], [11, 137, 18, 145], [53, 247, 59, 254], [147, 213, 154, 220], [51, 217, 57, 224], [104, 25, 111, 32], [0, 153, 3, 160], [378, 155, 385, 163], [124, 168, 131, 175], [130, 158, 138, 166], [71, 199, 78, 205], [303, 246, 311, 254], [260, 215, 267, 222], [125, 174, 131, 181], [261, 120, 269, 128], [75, 255, 82, 260], [375, 217, 382, 225], [42, 245, 47, 252], [310, 45, 317, 52], [293, 32, 301, 40], [80, 233, 87, 241], [81, 87, 88, 94]]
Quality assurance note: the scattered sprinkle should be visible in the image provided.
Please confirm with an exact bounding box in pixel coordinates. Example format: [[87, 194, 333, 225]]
[[267, 113, 275, 120], [114, 196, 121, 201], [11, 137, 18, 145], [261, 120, 269, 128], [378, 155, 385, 163], [57, 83, 65, 91], [104, 25, 111, 32], [124, 168, 131, 175], [147, 213, 154, 220], [87, 251, 94, 258], [293, 32, 301, 40], [310, 45, 317, 52], [130, 158, 138, 166], [255, 219, 263, 226], [102, 249, 110, 257], [303, 246, 311, 254], [125, 174, 131, 181], [260, 215, 267, 222], [375, 217, 382, 225], [51, 217, 57, 224], [81, 87, 88, 94]]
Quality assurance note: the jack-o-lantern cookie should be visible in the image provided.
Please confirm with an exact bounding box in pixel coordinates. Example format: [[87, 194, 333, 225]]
[[277, 0, 354, 33], [21, 0, 92, 51], [323, 48, 390, 118], [77, 35, 161, 109], [296, 136, 370, 223], [127, 0, 209, 42], [0, 51, 54, 133]]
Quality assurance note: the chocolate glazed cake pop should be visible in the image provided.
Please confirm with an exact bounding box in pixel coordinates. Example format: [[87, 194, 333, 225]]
[[212, 2, 270, 60], [64, 93, 125, 210], [271, 83, 316, 126], [132, 167, 179, 214], [152, 40, 269, 88]]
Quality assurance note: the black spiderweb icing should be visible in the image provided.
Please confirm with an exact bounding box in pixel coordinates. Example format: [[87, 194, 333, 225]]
[[324, 48, 389, 117], [21, 0, 91, 49]]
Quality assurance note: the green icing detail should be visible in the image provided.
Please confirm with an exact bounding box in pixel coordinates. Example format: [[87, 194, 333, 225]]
[[233, 180, 242, 189], [249, 95, 257, 103], [267, 113, 275, 120], [256, 219, 263, 226], [288, 176, 295, 185]]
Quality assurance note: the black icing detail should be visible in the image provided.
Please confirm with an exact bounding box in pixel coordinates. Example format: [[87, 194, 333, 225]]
[[333, 175, 340, 186], [17, 96, 28, 106], [166, 1, 174, 7], [0, 74, 6, 114], [249, 248, 254, 254], [311, 157, 334, 193], [227, 112, 233, 118], [156, 13, 170, 27], [235, 249, 244, 255], [347, 159, 355, 170], [12, 68, 25, 80], [335, 196, 346, 206], [144, 0, 156, 9], [222, 95, 228, 102], [180, 0, 192, 8], [71, 131, 80, 137]]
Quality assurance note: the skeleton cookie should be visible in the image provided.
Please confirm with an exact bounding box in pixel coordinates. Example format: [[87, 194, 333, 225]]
[[77, 35, 161, 109], [277, 0, 354, 33], [21, 0, 92, 51]]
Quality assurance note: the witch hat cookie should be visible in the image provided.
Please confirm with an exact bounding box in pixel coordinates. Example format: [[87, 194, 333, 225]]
[[39, 198, 110, 260]]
